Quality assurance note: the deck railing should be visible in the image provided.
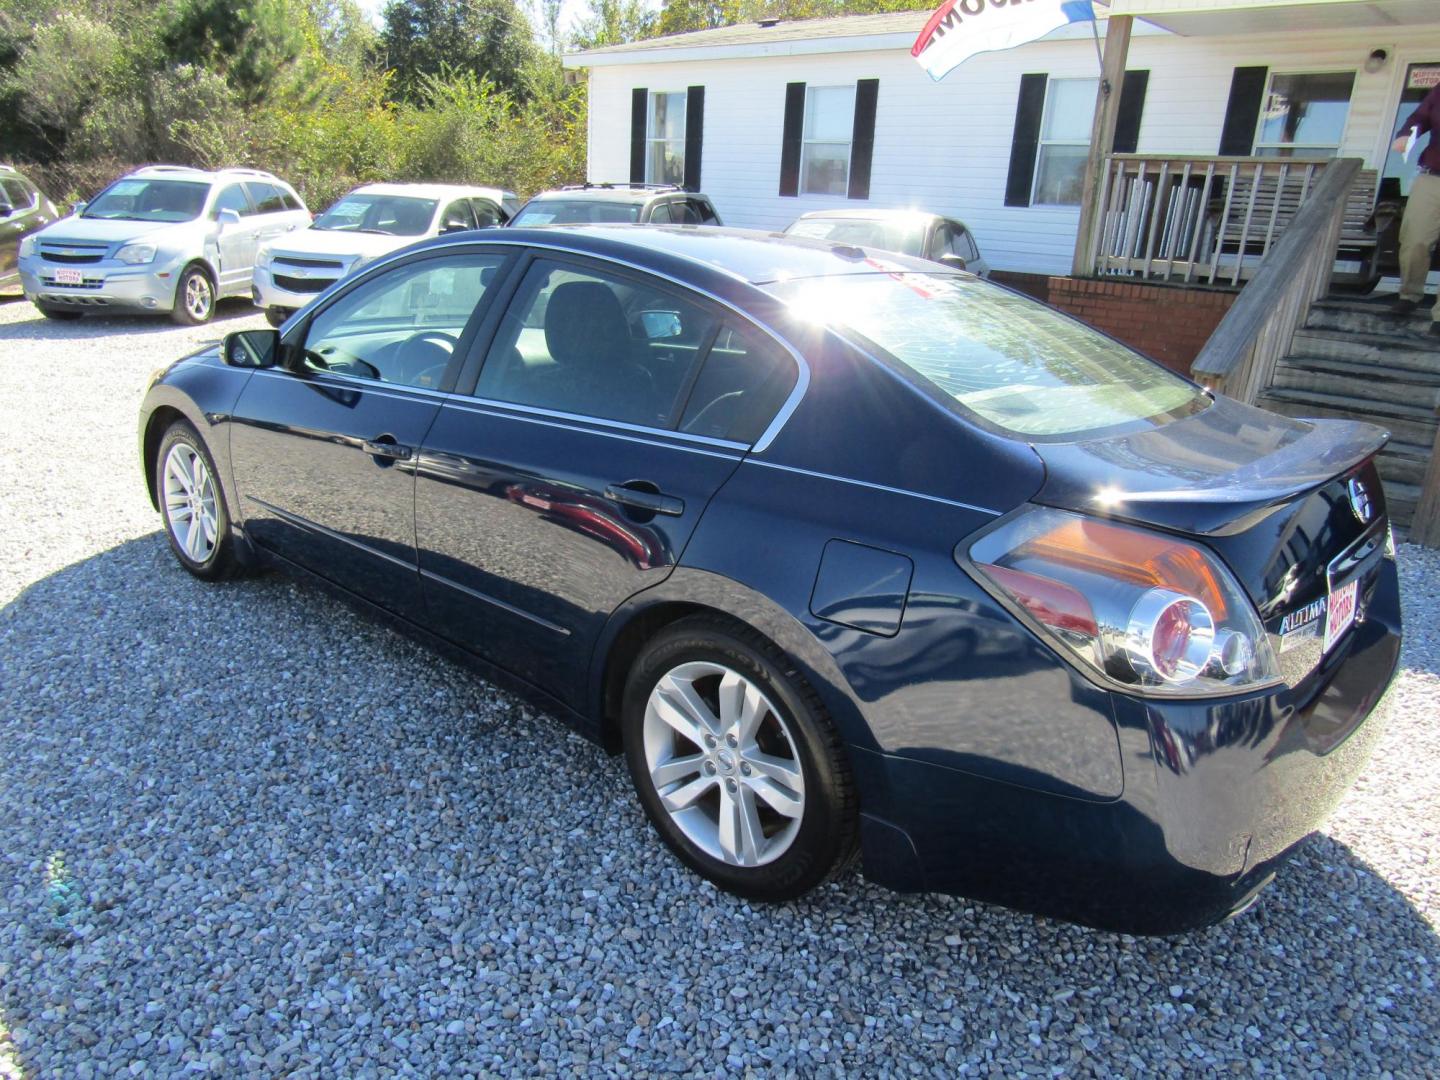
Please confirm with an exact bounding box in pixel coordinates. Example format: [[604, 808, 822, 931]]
[[1189, 157, 1362, 404], [1083, 154, 1362, 286]]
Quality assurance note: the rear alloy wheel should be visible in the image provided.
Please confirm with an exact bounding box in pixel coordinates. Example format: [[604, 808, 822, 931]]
[[171, 265, 215, 325], [623, 617, 857, 900], [156, 421, 241, 580]]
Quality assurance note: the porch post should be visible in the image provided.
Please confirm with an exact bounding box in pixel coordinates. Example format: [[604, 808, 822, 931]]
[[1071, 14, 1133, 277]]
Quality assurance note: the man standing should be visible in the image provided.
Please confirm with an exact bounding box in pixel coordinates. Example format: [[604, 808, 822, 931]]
[[1393, 80, 1440, 339]]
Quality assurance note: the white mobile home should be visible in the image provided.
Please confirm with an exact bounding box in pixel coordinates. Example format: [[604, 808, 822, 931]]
[[565, 0, 1440, 278]]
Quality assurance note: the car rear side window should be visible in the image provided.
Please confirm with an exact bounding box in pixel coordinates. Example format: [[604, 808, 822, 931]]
[[474, 259, 719, 429], [247, 182, 288, 214], [300, 253, 507, 389], [679, 324, 797, 443], [1, 179, 33, 208], [767, 273, 1203, 438]]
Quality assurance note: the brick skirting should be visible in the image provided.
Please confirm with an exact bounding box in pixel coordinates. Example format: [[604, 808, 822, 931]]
[[1045, 277, 1237, 376]]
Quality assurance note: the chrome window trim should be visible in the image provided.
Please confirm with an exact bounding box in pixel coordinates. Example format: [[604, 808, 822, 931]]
[[328, 236, 812, 455], [440, 399, 747, 462]]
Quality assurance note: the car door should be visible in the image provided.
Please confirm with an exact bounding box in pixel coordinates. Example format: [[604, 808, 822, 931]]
[[0, 179, 37, 278], [246, 181, 306, 252], [952, 222, 989, 278], [439, 199, 478, 236], [470, 198, 504, 228], [413, 253, 798, 707], [211, 182, 258, 291], [229, 249, 514, 620]]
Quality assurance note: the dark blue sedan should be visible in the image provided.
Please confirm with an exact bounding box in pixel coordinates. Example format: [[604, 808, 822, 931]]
[[139, 226, 1401, 933]]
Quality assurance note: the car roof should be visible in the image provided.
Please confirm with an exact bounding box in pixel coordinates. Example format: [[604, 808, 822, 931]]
[[351, 182, 516, 201], [526, 186, 698, 204], [793, 208, 944, 225], [125, 165, 292, 187], [415, 224, 944, 286]]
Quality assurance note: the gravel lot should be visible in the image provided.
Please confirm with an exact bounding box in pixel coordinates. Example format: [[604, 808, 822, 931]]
[[0, 295, 1437, 1077]]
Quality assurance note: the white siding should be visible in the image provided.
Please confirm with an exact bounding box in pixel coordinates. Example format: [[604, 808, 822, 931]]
[[585, 25, 1440, 275]]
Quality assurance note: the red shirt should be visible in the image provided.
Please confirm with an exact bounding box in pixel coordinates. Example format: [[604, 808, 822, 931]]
[[1400, 85, 1440, 173]]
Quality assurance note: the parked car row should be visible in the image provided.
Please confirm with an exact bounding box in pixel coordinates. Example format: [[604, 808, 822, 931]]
[[6, 165, 992, 326]]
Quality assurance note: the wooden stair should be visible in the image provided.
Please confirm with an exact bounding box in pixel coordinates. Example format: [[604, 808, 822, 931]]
[[1256, 296, 1440, 528]]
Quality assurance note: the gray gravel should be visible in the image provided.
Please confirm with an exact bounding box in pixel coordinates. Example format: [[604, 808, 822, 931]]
[[0, 295, 1438, 1078]]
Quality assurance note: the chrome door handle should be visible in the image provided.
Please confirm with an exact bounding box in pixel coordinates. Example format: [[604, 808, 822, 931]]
[[363, 439, 412, 461], [605, 484, 684, 516]]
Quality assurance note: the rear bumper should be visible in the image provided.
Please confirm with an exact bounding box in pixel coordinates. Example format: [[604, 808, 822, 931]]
[[855, 556, 1401, 934]]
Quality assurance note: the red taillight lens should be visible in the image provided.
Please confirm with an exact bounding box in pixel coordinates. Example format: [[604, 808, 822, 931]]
[[967, 508, 1277, 696]]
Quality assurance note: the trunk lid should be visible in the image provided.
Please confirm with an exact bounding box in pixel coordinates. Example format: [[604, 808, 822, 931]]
[[1032, 395, 1390, 682]]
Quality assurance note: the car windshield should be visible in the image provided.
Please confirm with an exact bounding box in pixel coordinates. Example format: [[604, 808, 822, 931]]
[[767, 273, 1205, 438], [312, 194, 438, 236], [786, 217, 928, 257], [511, 199, 642, 226], [83, 179, 208, 223]]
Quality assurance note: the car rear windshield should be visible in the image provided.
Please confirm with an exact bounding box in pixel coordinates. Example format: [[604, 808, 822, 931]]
[[313, 194, 438, 236], [511, 200, 642, 226], [84, 179, 208, 222], [766, 273, 1205, 438], [786, 217, 927, 257]]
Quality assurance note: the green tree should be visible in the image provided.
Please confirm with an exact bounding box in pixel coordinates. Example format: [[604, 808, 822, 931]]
[[378, 0, 539, 101], [161, 0, 311, 107], [570, 0, 656, 50]]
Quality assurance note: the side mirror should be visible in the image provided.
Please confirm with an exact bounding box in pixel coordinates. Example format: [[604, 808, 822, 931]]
[[223, 329, 279, 368], [640, 310, 683, 340], [216, 207, 242, 227], [938, 253, 968, 271], [0, 204, 12, 219], [70, 201, 86, 216], [441, 221, 469, 234]]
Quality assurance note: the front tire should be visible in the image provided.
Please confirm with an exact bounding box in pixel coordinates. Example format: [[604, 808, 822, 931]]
[[156, 421, 241, 580], [170, 265, 215, 325], [622, 615, 858, 901], [264, 307, 289, 329]]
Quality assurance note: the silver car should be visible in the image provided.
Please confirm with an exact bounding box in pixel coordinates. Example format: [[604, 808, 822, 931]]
[[19, 165, 309, 324], [784, 209, 990, 277], [253, 183, 519, 327]]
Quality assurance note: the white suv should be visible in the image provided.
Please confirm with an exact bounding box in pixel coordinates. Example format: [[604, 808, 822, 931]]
[[18, 165, 309, 324], [253, 182, 518, 326]]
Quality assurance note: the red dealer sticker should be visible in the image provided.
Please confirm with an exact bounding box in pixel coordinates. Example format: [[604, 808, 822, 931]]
[[1324, 579, 1359, 653]]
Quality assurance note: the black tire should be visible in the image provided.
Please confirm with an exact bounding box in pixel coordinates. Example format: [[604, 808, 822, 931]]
[[170, 264, 216, 325], [622, 615, 858, 901], [36, 302, 82, 321], [155, 420, 242, 580], [264, 307, 289, 329]]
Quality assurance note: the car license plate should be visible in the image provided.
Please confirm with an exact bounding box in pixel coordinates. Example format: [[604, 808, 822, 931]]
[[1324, 578, 1359, 653], [53, 267, 84, 285]]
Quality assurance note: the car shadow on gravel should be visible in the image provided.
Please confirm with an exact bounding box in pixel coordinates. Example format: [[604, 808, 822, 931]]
[[0, 299, 260, 341], [0, 534, 1436, 1075]]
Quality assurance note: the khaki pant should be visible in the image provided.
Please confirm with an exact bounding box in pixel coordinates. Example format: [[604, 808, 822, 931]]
[[1399, 171, 1440, 321]]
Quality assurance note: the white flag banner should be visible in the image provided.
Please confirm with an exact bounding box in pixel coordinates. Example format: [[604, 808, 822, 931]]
[[912, 0, 1096, 82]]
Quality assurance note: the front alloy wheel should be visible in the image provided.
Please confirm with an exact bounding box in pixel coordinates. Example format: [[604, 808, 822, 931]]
[[623, 616, 857, 901], [171, 266, 215, 325], [156, 421, 241, 580]]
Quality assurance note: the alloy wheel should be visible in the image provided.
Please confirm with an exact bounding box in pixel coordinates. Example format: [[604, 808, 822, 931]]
[[162, 442, 218, 564], [183, 272, 213, 321], [641, 660, 806, 867]]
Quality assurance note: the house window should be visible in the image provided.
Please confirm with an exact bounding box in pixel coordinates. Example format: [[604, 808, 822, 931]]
[[647, 91, 686, 185], [1032, 77, 1097, 206], [801, 85, 857, 196], [1254, 72, 1355, 157]]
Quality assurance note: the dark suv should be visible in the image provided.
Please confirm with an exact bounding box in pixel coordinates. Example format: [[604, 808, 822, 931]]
[[0, 165, 59, 293], [509, 184, 722, 227]]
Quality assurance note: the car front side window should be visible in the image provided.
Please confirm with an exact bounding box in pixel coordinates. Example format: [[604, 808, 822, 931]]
[[300, 253, 508, 390], [213, 184, 253, 218]]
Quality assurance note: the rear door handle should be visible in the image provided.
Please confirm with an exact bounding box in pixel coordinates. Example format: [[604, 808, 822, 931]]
[[363, 438, 412, 461], [605, 484, 685, 517]]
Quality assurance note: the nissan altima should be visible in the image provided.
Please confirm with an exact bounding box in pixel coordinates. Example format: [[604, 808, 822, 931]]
[[138, 226, 1400, 933]]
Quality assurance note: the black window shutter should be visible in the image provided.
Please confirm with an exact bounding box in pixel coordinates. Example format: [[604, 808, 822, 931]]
[[1111, 70, 1149, 154], [779, 82, 806, 197], [684, 86, 704, 191], [848, 78, 879, 200], [630, 88, 648, 184], [1219, 66, 1267, 156], [1005, 74, 1048, 207]]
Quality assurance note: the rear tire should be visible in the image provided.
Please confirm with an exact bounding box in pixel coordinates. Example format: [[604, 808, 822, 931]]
[[622, 615, 858, 901], [36, 302, 82, 321], [155, 420, 242, 580]]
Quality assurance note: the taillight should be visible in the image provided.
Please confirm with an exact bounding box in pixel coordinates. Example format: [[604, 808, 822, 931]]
[[966, 507, 1279, 697]]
